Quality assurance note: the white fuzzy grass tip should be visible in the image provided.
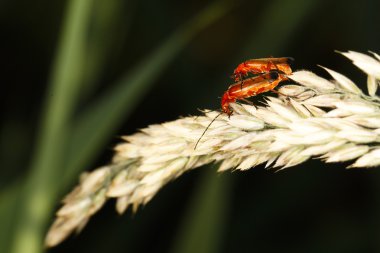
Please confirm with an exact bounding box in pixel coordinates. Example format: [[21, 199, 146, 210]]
[[45, 51, 380, 247]]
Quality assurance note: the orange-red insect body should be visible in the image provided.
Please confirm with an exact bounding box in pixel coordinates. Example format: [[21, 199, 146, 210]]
[[194, 57, 294, 149], [222, 71, 288, 115], [233, 57, 293, 82], [194, 72, 289, 149]]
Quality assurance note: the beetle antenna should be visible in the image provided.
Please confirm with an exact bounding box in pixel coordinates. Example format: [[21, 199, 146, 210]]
[[194, 111, 223, 150]]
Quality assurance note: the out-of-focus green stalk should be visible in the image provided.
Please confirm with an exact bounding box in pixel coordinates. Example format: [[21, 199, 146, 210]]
[[171, 0, 319, 252], [241, 0, 319, 56], [0, 182, 21, 253], [170, 170, 231, 253], [9, 0, 235, 252], [81, 0, 126, 96], [9, 0, 93, 252], [62, 0, 236, 186]]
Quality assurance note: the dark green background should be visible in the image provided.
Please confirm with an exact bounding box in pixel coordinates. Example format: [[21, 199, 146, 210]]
[[1, 0, 380, 252]]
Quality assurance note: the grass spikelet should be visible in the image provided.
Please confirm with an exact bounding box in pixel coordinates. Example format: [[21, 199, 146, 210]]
[[45, 51, 380, 247]]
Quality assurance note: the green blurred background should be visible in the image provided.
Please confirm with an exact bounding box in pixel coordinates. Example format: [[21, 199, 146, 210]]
[[1, 0, 380, 252]]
